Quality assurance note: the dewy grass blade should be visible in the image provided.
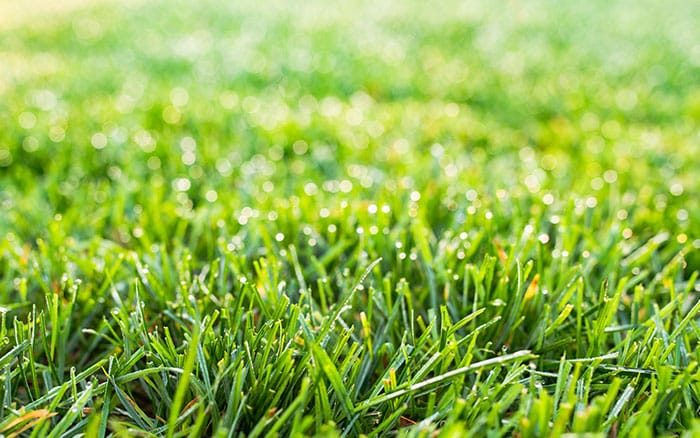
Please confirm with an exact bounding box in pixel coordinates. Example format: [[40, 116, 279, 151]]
[[167, 324, 201, 438], [309, 339, 356, 422], [355, 350, 535, 411], [607, 384, 635, 424], [670, 298, 700, 341], [319, 258, 383, 337]]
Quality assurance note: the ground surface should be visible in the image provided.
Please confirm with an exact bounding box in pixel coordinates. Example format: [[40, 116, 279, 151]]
[[0, 0, 699, 436]]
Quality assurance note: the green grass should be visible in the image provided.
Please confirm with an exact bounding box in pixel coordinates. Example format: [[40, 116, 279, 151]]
[[1, 0, 699, 436]]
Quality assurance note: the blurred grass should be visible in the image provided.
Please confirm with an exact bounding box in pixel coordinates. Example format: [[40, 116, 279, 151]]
[[0, 0, 142, 31]]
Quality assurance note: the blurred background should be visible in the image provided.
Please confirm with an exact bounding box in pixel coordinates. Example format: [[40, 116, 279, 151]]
[[0, 0, 698, 269]]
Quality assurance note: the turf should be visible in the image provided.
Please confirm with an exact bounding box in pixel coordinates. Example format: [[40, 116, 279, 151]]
[[0, 0, 699, 436]]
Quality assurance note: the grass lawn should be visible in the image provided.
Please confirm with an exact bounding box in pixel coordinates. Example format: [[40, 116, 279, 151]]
[[1, 0, 699, 436]]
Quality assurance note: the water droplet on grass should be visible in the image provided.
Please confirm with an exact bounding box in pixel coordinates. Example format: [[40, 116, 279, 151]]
[[670, 182, 684, 196], [173, 178, 191, 192]]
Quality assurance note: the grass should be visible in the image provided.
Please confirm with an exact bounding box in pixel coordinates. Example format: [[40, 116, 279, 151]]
[[0, 0, 699, 436]]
